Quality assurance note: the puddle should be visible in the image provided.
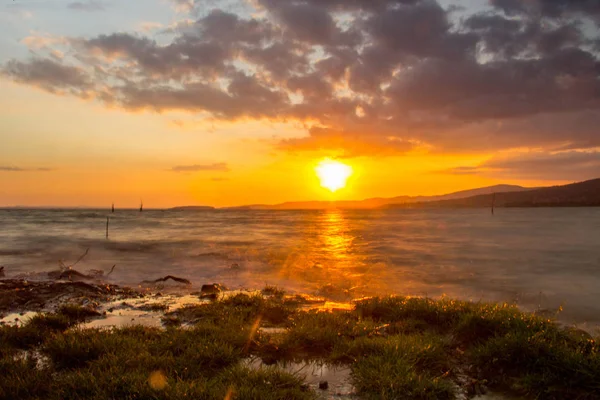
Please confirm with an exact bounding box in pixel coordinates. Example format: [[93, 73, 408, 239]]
[[245, 358, 358, 399], [0, 311, 39, 326], [259, 327, 287, 334], [314, 301, 354, 312], [83, 309, 163, 329], [81, 294, 208, 329]]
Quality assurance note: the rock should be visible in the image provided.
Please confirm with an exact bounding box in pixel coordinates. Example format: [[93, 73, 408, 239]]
[[141, 276, 191, 286], [200, 293, 219, 301], [319, 381, 329, 390], [201, 284, 222, 295]]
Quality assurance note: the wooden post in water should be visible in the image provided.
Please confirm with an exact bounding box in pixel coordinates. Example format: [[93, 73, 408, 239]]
[[491, 192, 496, 215], [140, 200, 143, 212], [106, 217, 110, 239], [111, 203, 114, 213]]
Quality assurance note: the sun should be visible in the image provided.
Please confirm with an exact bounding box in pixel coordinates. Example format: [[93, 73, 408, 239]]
[[315, 159, 353, 192]]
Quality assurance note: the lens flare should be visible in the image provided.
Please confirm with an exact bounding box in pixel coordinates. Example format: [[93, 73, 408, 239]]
[[315, 159, 353, 192]]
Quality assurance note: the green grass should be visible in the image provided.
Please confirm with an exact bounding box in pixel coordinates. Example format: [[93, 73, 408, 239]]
[[56, 304, 102, 322], [261, 285, 286, 298], [1, 292, 599, 399], [352, 355, 453, 400], [0, 313, 72, 349], [471, 330, 600, 398], [165, 293, 296, 327]]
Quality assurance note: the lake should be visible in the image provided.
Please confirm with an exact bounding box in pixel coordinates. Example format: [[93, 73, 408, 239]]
[[1, 207, 599, 327]]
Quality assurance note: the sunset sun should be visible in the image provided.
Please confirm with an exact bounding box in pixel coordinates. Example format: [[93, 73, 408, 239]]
[[315, 159, 353, 192]]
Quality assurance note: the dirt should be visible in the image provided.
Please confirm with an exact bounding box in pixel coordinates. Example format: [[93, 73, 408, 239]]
[[0, 279, 144, 314]]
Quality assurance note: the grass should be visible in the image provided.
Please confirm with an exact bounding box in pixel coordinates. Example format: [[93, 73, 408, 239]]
[[0, 293, 599, 399], [56, 304, 102, 322]]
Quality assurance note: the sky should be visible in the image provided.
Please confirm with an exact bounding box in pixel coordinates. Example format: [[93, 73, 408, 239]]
[[0, 0, 599, 207]]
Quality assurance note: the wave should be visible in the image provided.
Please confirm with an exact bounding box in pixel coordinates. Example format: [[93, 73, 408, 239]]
[[194, 252, 230, 259], [0, 249, 41, 256]]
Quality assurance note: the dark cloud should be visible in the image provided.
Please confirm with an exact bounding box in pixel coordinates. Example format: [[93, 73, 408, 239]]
[[271, 2, 338, 44], [444, 151, 600, 180], [68, 1, 105, 11], [116, 73, 288, 118], [287, 74, 333, 99], [491, 0, 600, 21], [171, 163, 230, 172], [2, 58, 91, 96], [367, 1, 450, 56], [197, 10, 274, 45], [3, 0, 600, 160], [81, 32, 231, 79], [427, 110, 600, 153], [0, 166, 54, 172], [257, 0, 421, 12]]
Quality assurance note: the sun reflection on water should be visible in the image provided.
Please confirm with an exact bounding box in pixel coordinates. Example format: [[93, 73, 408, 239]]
[[320, 209, 353, 262], [277, 209, 395, 300]]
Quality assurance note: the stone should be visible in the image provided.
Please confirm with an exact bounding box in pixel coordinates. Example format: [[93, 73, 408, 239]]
[[201, 284, 222, 295], [319, 381, 329, 390], [200, 293, 219, 301]]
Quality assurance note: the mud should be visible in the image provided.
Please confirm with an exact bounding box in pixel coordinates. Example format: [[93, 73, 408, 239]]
[[0, 279, 143, 315]]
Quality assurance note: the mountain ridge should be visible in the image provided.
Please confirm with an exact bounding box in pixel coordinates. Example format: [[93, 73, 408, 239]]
[[169, 179, 599, 210], [222, 184, 530, 210], [386, 178, 600, 209]]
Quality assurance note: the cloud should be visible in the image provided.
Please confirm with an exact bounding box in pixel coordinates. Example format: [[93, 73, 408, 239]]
[[138, 22, 164, 33], [280, 126, 416, 157], [0, 166, 54, 172], [169, 0, 194, 13], [491, 0, 600, 22], [21, 34, 68, 50], [443, 151, 600, 180], [67, 1, 105, 11], [210, 177, 229, 182], [170, 163, 230, 172], [2, 0, 600, 158], [2, 58, 91, 96]]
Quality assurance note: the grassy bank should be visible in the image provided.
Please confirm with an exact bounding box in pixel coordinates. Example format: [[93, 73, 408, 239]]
[[1, 291, 599, 400]]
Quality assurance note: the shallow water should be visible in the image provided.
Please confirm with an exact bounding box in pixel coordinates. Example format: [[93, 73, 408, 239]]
[[1, 207, 599, 327], [245, 358, 357, 400]]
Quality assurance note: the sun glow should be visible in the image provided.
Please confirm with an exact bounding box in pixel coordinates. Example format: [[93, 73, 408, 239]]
[[315, 159, 353, 192]]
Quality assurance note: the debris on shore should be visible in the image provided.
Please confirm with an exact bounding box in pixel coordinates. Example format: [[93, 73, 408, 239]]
[[0, 279, 141, 314]]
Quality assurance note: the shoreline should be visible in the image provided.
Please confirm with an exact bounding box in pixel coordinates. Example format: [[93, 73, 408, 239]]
[[0, 278, 361, 329], [0, 278, 595, 333]]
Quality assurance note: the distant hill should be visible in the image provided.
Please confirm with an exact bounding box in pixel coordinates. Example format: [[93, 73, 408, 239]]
[[387, 178, 600, 209], [226, 184, 529, 210], [169, 206, 215, 211]]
